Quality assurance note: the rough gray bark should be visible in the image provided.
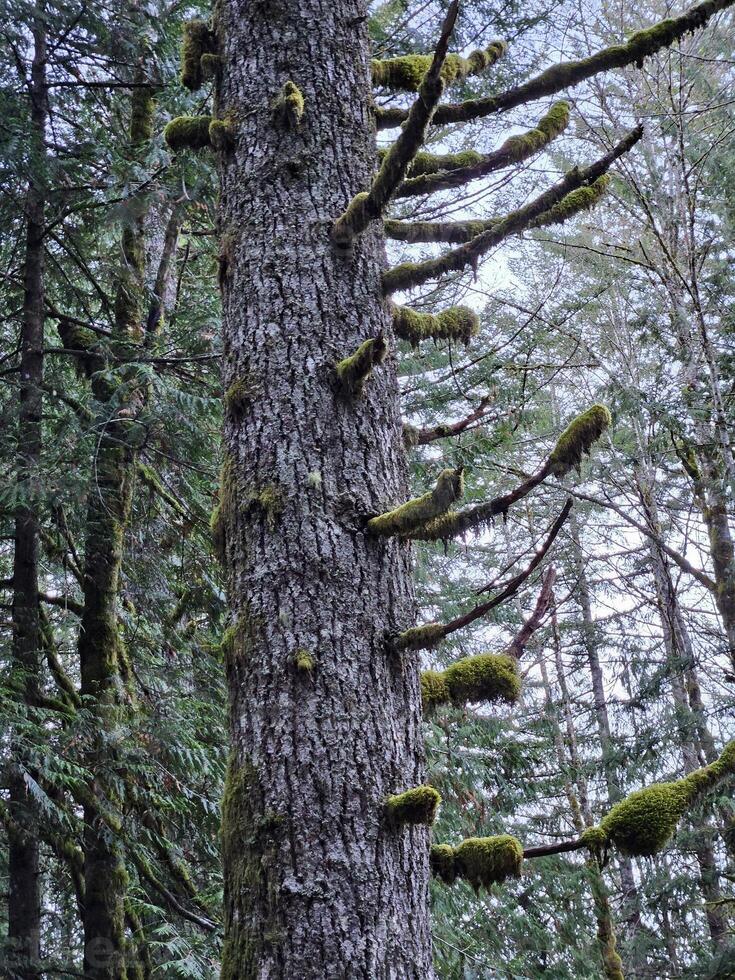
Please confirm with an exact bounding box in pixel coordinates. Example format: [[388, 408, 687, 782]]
[[215, 2, 430, 977], [8, 10, 47, 976]]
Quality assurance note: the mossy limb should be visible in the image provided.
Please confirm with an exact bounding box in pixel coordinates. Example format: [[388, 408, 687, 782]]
[[371, 40, 506, 92], [393, 304, 479, 347], [209, 118, 235, 152], [386, 785, 441, 826], [549, 404, 612, 477], [433, 835, 523, 889], [444, 653, 521, 706], [181, 20, 217, 91], [335, 334, 388, 397], [164, 115, 213, 152], [419, 653, 521, 711], [597, 740, 735, 856], [273, 81, 305, 129], [385, 175, 611, 246], [420, 669, 450, 712], [396, 101, 569, 200], [430, 844, 457, 883], [368, 467, 464, 536]]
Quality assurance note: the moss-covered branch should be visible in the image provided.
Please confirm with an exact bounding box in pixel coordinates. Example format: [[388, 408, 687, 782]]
[[181, 20, 217, 91], [164, 115, 213, 152], [386, 785, 441, 826], [371, 40, 506, 92], [581, 741, 735, 857], [331, 0, 458, 251], [392, 304, 479, 347], [335, 335, 388, 397], [367, 467, 464, 536], [431, 835, 523, 889], [395, 501, 572, 651], [405, 405, 608, 543], [385, 175, 611, 245], [420, 653, 521, 713], [549, 404, 612, 477], [382, 128, 641, 293], [395, 102, 570, 198], [376, 0, 735, 129]]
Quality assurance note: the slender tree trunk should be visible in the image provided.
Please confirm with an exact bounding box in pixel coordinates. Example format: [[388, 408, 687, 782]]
[[8, 11, 47, 977], [215, 3, 430, 976], [78, 83, 155, 980], [569, 515, 647, 971], [634, 462, 728, 948]]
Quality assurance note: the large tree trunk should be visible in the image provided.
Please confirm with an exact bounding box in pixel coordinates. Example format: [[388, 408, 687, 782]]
[[215, 3, 430, 976], [8, 10, 47, 977]]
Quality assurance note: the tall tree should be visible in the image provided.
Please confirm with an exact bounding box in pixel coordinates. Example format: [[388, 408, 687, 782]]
[[197, 0, 735, 974], [8, 7, 47, 976]]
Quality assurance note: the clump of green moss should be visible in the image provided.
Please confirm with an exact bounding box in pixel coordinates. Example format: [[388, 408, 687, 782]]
[[420, 653, 521, 712], [394, 621, 445, 652], [272, 81, 305, 129], [251, 485, 284, 531], [432, 834, 523, 889], [294, 649, 314, 673], [590, 740, 735, 857], [580, 824, 608, 855], [445, 653, 521, 706], [420, 669, 450, 711], [455, 835, 523, 889], [393, 305, 480, 348], [181, 20, 217, 91], [130, 88, 156, 145], [430, 844, 457, 883], [335, 334, 388, 397], [386, 785, 441, 826], [549, 404, 612, 477], [164, 115, 213, 152], [209, 117, 234, 152], [371, 40, 506, 92], [368, 467, 464, 536], [224, 378, 254, 416], [200, 52, 220, 81], [404, 148, 484, 177]]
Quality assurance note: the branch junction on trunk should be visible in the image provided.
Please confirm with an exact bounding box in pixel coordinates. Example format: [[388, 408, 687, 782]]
[[386, 785, 441, 826]]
